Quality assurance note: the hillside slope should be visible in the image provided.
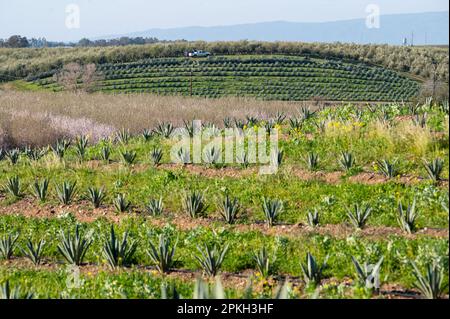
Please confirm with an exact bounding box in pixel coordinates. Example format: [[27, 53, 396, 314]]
[[30, 55, 419, 101]]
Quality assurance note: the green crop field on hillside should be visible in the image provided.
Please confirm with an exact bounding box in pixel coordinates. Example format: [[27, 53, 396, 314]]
[[28, 55, 420, 101]]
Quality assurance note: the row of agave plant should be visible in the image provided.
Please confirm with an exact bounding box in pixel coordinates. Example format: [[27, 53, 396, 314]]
[[1, 174, 437, 233], [0, 226, 447, 299], [0, 141, 446, 183]]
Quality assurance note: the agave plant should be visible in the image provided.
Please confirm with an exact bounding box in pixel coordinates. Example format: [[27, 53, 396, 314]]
[[218, 195, 241, 225], [245, 115, 258, 126], [411, 260, 446, 299], [183, 190, 208, 218], [194, 243, 229, 277], [300, 253, 328, 287], [52, 139, 70, 160], [304, 152, 319, 170], [86, 186, 106, 208], [113, 193, 130, 212], [6, 148, 20, 165], [147, 234, 177, 273], [120, 150, 137, 165], [32, 178, 49, 202], [0, 233, 19, 260], [423, 158, 444, 182], [397, 199, 418, 234], [377, 159, 398, 179], [116, 128, 131, 144], [175, 146, 190, 164], [100, 145, 111, 162], [412, 113, 427, 128], [193, 276, 226, 299], [289, 117, 303, 131], [161, 282, 181, 299], [223, 117, 232, 129], [262, 197, 283, 227], [233, 118, 245, 129], [351, 256, 384, 291], [102, 226, 137, 268], [146, 197, 164, 216], [25, 147, 46, 161], [306, 209, 320, 227], [299, 106, 316, 121], [237, 151, 249, 168], [22, 239, 45, 266], [56, 181, 77, 205], [271, 149, 283, 167], [0, 280, 34, 299], [339, 151, 355, 171], [0, 148, 5, 161], [274, 111, 286, 125], [204, 146, 221, 167], [57, 225, 92, 265], [4, 175, 21, 198], [74, 135, 89, 161], [346, 204, 372, 229], [150, 148, 163, 166], [154, 122, 174, 138], [253, 246, 274, 278], [183, 120, 195, 138], [142, 129, 153, 141]]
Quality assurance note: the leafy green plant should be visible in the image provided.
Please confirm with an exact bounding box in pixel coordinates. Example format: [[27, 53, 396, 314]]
[[86, 186, 106, 208], [183, 190, 208, 218], [262, 197, 283, 227], [120, 150, 137, 165], [300, 253, 328, 287], [423, 158, 444, 182], [194, 243, 229, 277], [397, 199, 418, 234], [218, 194, 241, 224], [339, 151, 355, 171], [306, 209, 320, 227], [410, 261, 447, 299], [0, 233, 19, 260], [25, 147, 46, 161], [0, 280, 34, 299], [56, 181, 77, 205], [22, 239, 45, 266], [377, 159, 398, 179], [147, 234, 177, 273], [32, 178, 49, 202], [351, 256, 384, 291], [4, 175, 21, 198], [113, 193, 130, 212], [52, 139, 70, 160], [57, 225, 92, 265], [346, 204, 372, 229], [102, 226, 137, 268], [142, 129, 153, 141], [150, 148, 163, 166]]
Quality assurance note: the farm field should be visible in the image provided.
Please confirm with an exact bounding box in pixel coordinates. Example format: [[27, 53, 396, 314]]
[[28, 55, 419, 101], [0, 90, 448, 299]]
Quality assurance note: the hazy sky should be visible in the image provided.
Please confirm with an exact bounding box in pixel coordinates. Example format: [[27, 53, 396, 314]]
[[0, 0, 448, 41]]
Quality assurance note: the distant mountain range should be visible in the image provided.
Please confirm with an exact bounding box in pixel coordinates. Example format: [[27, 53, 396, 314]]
[[97, 11, 449, 45]]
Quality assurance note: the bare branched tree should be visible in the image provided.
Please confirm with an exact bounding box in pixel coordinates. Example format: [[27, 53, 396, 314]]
[[53, 62, 103, 93]]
